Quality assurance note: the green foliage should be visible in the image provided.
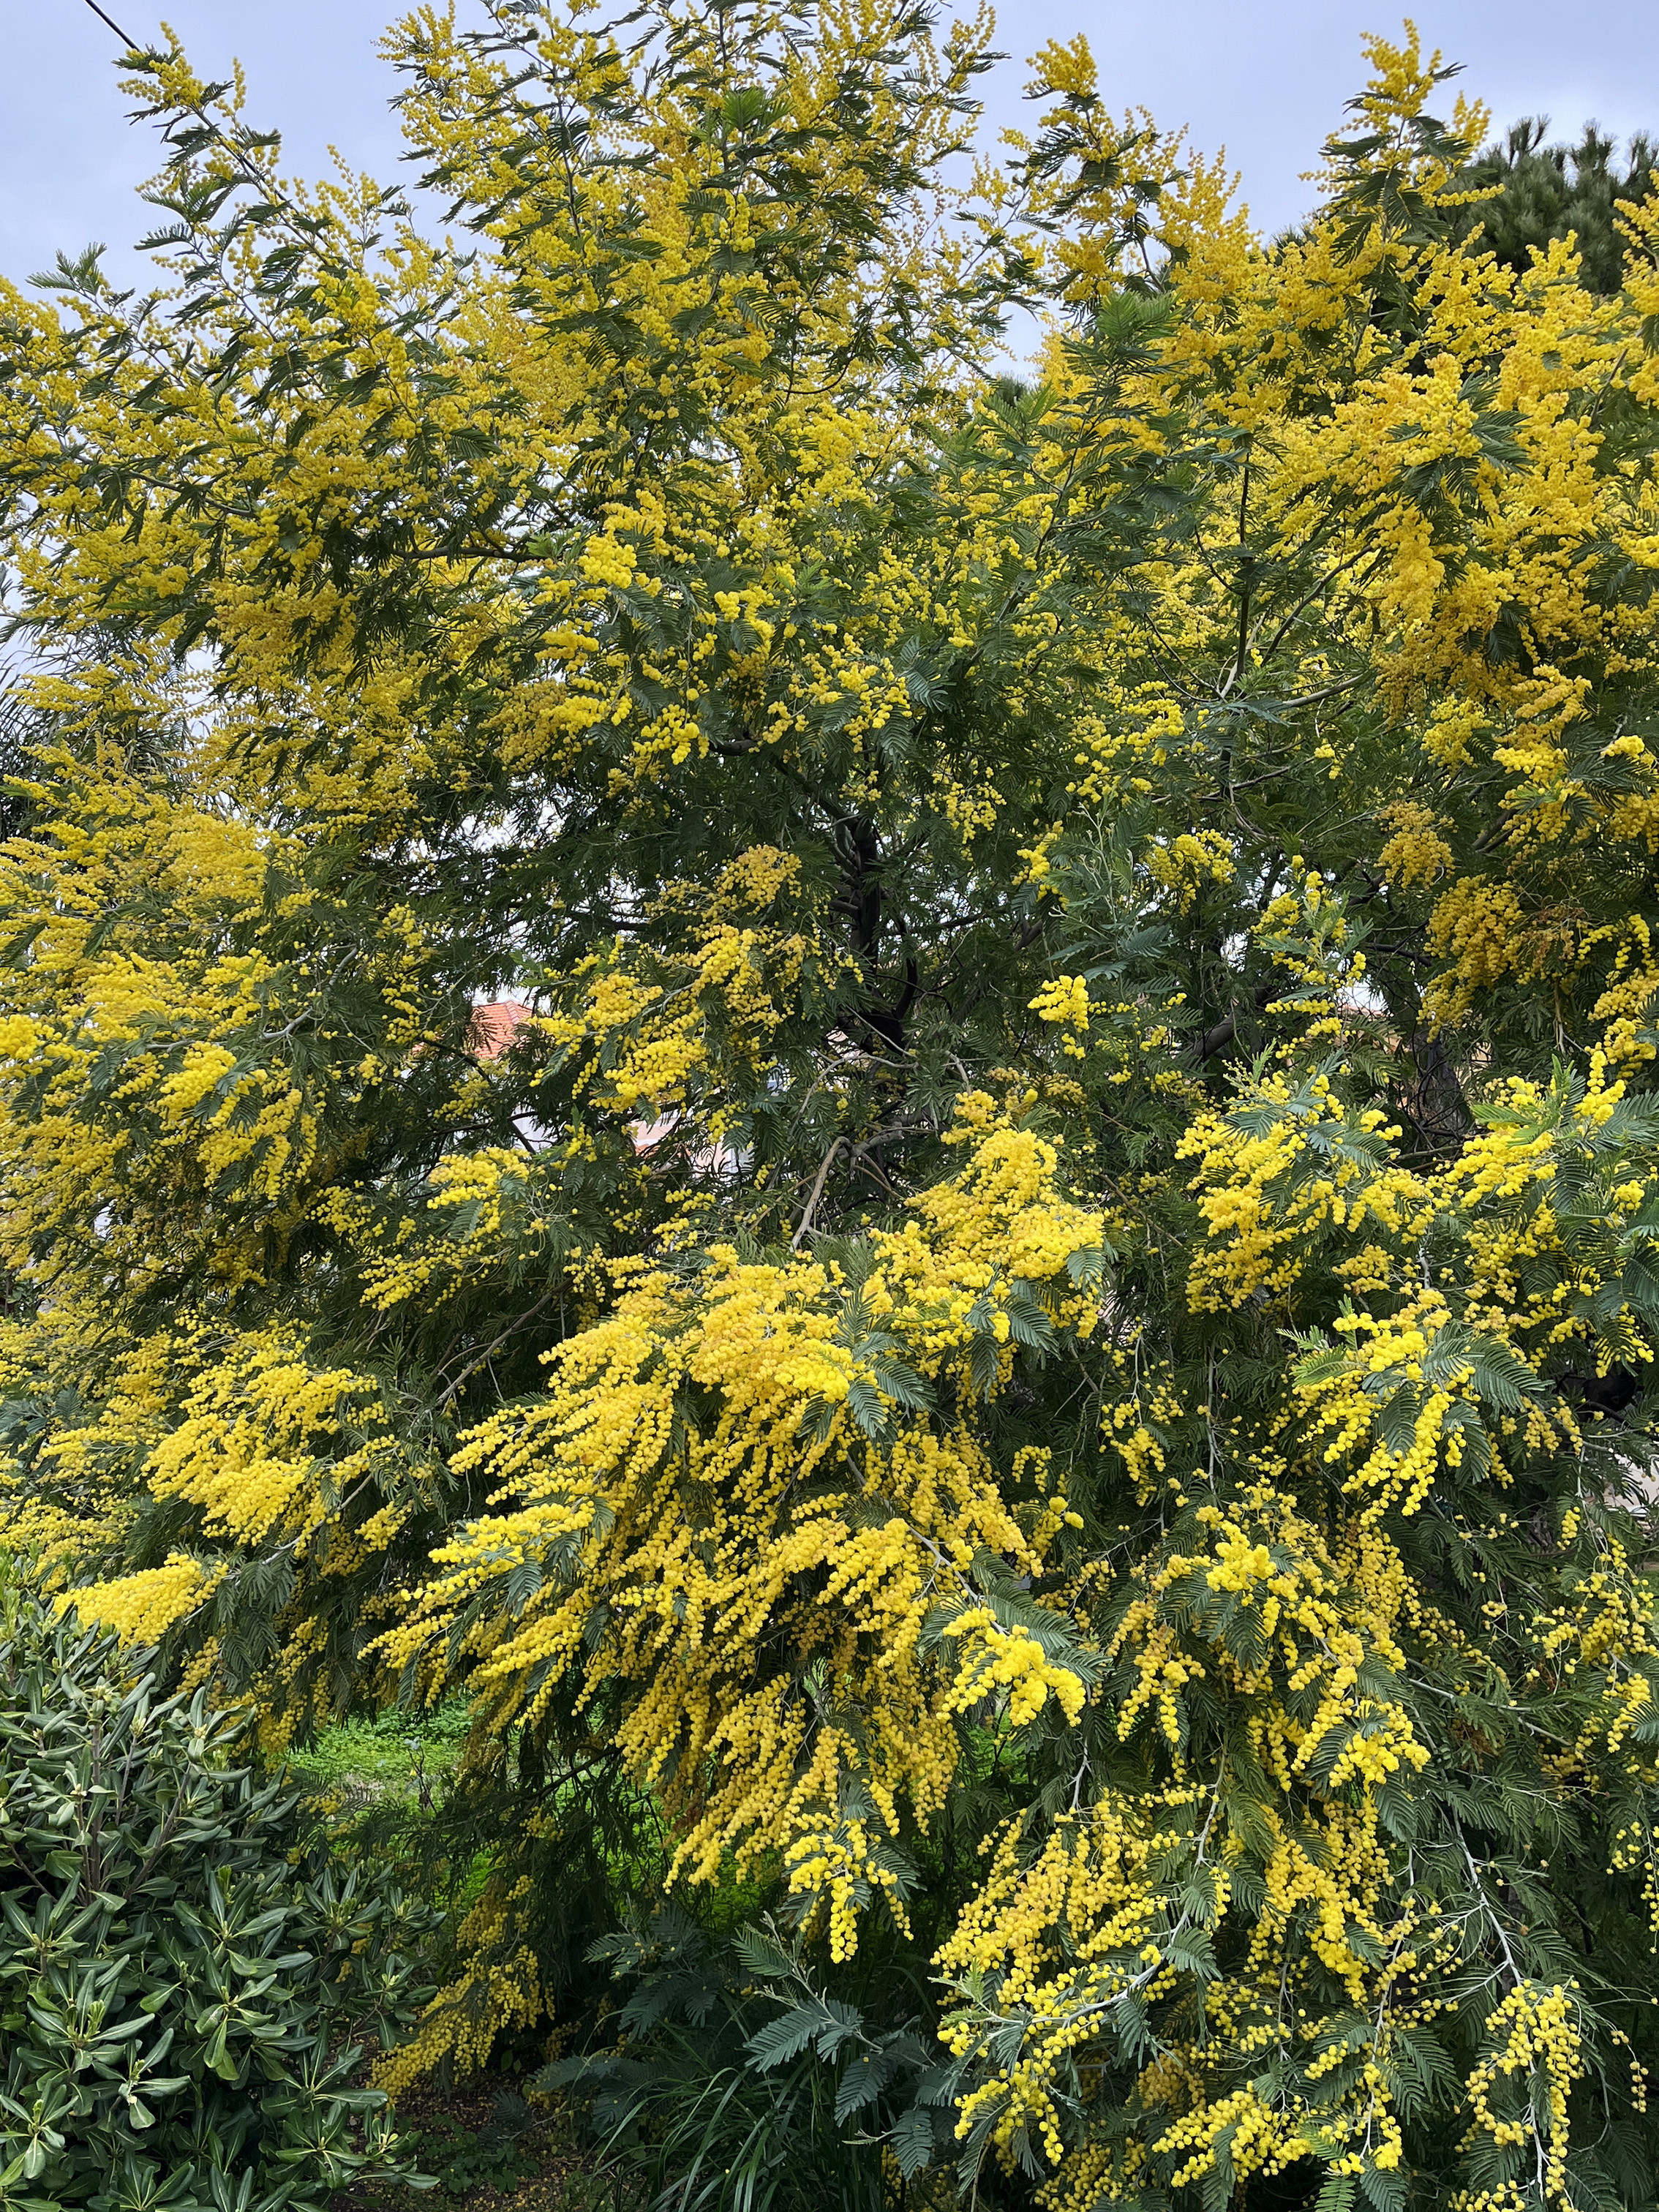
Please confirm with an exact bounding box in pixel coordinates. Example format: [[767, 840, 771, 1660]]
[[545, 1908, 958, 2212], [0, 1586, 437, 2212], [396, 2094, 549, 2201], [368, 1717, 677, 2084]]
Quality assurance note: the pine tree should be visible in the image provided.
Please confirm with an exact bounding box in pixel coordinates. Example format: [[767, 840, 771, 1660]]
[[1452, 116, 1657, 295]]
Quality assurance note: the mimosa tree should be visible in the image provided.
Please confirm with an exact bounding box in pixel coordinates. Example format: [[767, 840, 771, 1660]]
[[3, 4, 1659, 2204]]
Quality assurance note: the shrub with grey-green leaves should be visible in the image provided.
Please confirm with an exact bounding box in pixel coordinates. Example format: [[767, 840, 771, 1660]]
[[0, 1590, 437, 2212]]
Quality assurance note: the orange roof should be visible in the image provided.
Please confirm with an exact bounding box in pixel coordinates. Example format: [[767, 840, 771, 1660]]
[[467, 1001, 532, 1061]]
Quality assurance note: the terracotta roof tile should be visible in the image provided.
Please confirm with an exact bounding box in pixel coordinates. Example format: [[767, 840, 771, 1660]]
[[467, 1001, 531, 1061]]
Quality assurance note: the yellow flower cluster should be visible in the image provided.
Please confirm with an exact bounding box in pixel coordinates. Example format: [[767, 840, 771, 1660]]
[[1029, 974, 1092, 1059], [379, 1108, 1101, 1962], [69, 1551, 224, 1646], [1377, 800, 1454, 889], [1455, 1984, 1584, 2210], [1146, 829, 1236, 909]]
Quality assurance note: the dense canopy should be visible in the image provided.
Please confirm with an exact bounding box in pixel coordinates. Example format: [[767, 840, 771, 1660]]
[[4, 4, 1659, 2206]]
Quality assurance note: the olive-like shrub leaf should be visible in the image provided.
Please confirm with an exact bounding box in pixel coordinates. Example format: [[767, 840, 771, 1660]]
[[0, 1587, 435, 2212]]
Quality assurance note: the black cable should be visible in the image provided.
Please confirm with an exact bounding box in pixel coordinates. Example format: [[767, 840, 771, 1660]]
[[79, 0, 145, 51]]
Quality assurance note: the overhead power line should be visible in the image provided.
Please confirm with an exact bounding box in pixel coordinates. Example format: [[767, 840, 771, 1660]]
[[79, 0, 143, 52]]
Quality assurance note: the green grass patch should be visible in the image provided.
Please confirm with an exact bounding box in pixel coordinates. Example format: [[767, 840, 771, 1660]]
[[286, 1698, 471, 1799]]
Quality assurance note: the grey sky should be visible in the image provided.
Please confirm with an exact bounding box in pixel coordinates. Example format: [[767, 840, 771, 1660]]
[[3, 0, 1656, 293]]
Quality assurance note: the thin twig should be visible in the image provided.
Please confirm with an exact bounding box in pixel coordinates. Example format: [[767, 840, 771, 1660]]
[[436, 1287, 560, 1407], [791, 1137, 843, 1249]]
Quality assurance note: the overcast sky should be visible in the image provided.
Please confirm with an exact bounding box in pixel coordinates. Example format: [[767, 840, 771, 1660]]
[[3, 0, 1656, 293]]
